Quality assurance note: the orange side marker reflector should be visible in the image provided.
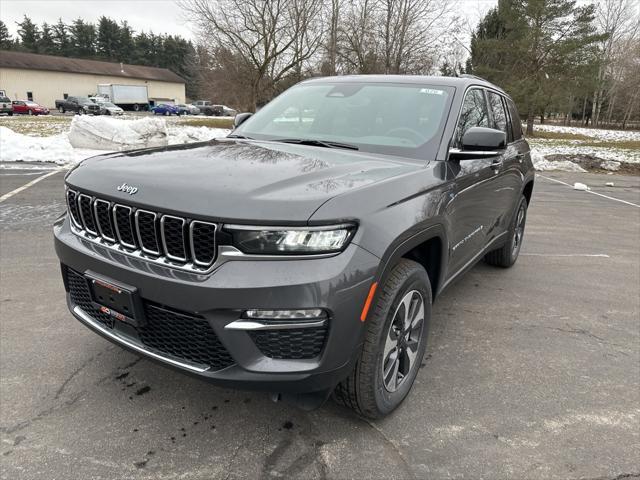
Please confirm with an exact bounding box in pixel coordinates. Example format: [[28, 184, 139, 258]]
[[360, 282, 378, 322]]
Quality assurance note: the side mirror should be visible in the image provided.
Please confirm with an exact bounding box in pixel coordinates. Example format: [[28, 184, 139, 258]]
[[234, 112, 252, 128], [450, 127, 506, 159], [462, 127, 506, 151]]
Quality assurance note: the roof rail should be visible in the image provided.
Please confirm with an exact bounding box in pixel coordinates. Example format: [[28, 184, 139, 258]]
[[458, 73, 488, 82]]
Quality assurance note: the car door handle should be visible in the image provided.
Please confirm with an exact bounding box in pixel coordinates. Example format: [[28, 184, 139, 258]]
[[490, 159, 503, 171]]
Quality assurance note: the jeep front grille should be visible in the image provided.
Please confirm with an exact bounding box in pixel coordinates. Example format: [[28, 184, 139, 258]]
[[66, 188, 217, 272]]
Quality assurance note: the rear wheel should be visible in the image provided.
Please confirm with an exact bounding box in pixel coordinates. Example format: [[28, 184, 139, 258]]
[[485, 195, 528, 268], [333, 259, 431, 418], [28, 109, 33, 115], [59, 106, 65, 114]]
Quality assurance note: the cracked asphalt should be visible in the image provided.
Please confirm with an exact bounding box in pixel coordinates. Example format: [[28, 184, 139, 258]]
[[1, 165, 639, 479]]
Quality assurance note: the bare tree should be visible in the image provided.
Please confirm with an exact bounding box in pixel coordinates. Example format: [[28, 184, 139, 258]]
[[337, 0, 456, 75], [181, 0, 324, 111], [591, 0, 640, 126]]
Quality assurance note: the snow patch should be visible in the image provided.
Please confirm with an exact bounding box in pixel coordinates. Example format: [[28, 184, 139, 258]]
[[0, 126, 104, 165], [1, 117, 231, 165], [531, 149, 586, 172], [68, 115, 168, 151], [533, 123, 640, 142]]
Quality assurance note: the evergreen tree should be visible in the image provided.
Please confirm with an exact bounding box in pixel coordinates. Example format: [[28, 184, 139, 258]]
[[97, 16, 120, 60], [39, 22, 56, 55], [69, 19, 97, 58], [119, 21, 134, 63], [0, 20, 12, 50], [133, 32, 153, 65], [469, 0, 602, 134], [53, 19, 71, 56], [16, 15, 40, 52]]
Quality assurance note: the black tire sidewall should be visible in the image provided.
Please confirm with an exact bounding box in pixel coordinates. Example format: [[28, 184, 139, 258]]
[[508, 196, 528, 263], [371, 268, 432, 415]]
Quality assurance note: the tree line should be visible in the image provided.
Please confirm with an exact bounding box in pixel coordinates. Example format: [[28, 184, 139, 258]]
[[181, 0, 638, 130], [468, 0, 639, 132], [0, 16, 199, 98]]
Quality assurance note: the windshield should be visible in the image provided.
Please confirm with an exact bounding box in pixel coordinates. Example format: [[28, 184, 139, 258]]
[[235, 82, 453, 159], [75, 97, 91, 103], [104, 102, 117, 108], [26, 101, 39, 106]]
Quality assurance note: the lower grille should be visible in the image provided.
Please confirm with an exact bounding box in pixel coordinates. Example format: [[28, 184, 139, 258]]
[[66, 268, 114, 328], [249, 327, 328, 359], [65, 267, 234, 370]]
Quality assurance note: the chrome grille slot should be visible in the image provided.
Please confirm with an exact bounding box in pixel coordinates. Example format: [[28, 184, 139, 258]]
[[135, 210, 160, 255], [66, 189, 82, 228], [78, 194, 98, 235], [94, 199, 115, 242], [190, 221, 217, 266], [113, 205, 137, 249], [161, 215, 187, 261], [66, 189, 219, 272]]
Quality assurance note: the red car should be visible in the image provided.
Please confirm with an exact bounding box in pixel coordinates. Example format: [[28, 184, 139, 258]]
[[12, 100, 50, 115]]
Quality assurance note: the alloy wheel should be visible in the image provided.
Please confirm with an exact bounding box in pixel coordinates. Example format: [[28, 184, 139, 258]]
[[381, 290, 425, 392], [512, 204, 526, 258]]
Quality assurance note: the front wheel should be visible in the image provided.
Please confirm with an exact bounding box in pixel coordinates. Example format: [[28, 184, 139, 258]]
[[485, 195, 528, 268], [28, 110, 33, 116], [59, 106, 65, 114], [333, 259, 431, 418]]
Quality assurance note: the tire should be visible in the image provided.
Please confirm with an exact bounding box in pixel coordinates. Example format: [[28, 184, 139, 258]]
[[333, 259, 432, 419], [59, 106, 65, 114], [484, 195, 528, 268], [28, 110, 33, 116]]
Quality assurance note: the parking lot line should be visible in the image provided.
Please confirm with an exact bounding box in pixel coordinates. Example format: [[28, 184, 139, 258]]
[[0, 169, 62, 203], [537, 173, 640, 208], [521, 253, 610, 258]]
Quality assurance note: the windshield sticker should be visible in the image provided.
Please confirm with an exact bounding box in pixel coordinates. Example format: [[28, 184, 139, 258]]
[[420, 88, 444, 95]]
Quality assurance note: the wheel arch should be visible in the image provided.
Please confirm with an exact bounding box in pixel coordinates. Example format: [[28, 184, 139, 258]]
[[522, 178, 534, 205], [373, 224, 448, 301]]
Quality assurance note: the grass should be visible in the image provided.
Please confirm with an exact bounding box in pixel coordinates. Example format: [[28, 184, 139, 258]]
[[526, 130, 594, 141], [0, 115, 71, 136], [174, 117, 234, 129], [581, 140, 640, 150]]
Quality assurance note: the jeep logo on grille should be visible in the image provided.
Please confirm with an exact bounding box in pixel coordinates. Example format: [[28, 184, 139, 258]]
[[116, 183, 138, 195]]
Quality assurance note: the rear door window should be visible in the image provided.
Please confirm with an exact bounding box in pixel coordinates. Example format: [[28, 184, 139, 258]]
[[454, 89, 490, 147], [506, 99, 523, 140], [487, 91, 510, 142]]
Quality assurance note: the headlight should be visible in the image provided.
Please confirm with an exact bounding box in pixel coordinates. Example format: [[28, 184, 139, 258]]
[[225, 224, 356, 255]]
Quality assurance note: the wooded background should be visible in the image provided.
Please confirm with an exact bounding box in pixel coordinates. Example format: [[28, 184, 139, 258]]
[[2, 0, 638, 131]]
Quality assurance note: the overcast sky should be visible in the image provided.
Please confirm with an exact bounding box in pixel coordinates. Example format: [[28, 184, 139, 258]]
[[1, 0, 498, 42]]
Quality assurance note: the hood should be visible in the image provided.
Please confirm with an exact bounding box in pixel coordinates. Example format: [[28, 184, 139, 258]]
[[66, 139, 423, 223]]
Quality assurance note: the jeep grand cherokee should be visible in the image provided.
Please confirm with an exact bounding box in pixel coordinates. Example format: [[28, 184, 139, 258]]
[[54, 75, 534, 418]]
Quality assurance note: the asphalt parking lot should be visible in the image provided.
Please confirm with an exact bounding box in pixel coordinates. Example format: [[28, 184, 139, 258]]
[[1, 165, 638, 480]]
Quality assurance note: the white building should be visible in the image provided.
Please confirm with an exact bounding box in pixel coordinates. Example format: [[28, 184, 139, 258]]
[[0, 50, 186, 108]]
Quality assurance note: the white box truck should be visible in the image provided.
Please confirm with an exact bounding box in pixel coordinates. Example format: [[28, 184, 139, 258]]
[[97, 84, 149, 111]]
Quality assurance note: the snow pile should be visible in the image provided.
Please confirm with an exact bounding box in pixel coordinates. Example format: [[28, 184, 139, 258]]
[[528, 141, 639, 163], [68, 115, 168, 151], [600, 160, 621, 171], [531, 148, 586, 172], [533, 124, 640, 142], [167, 125, 230, 145], [0, 126, 77, 164]]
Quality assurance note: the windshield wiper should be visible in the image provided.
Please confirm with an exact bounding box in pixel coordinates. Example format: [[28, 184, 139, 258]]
[[227, 134, 253, 139], [276, 138, 359, 151]]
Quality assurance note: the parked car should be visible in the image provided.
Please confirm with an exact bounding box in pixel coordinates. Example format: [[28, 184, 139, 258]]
[[99, 102, 124, 116], [218, 105, 237, 116], [0, 96, 13, 116], [55, 96, 101, 115], [176, 104, 200, 115], [11, 100, 50, 115], [192, 100, 211, 108], [55, 75, 534, 418], [151, 104, 179, 116]]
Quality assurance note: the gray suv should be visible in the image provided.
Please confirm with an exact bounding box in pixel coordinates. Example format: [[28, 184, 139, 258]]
[[54, 75, 534, 418]]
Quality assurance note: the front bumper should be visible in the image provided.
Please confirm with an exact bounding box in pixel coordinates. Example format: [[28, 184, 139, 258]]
[[54, 216, 380, 393]]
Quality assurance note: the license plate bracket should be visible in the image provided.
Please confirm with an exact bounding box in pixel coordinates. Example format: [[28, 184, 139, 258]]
[[85, 271, 145, 327]]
